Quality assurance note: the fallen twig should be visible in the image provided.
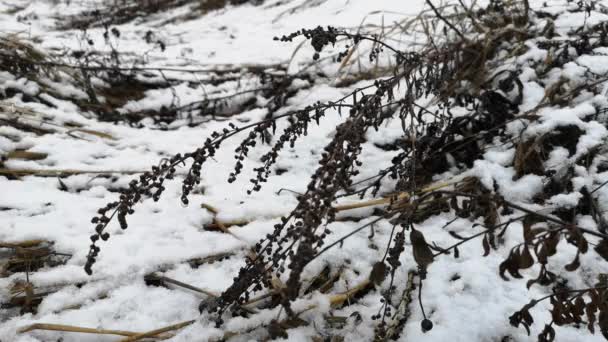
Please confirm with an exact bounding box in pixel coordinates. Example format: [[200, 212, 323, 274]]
[[146, 273, 218, 298], [0, 240, 46, 249], [18, 323, 174, 339], [118, 320, 196, 342], [202, 179, 457, 230], [4, 151, 48, 161], [0, 168, 147, 177]]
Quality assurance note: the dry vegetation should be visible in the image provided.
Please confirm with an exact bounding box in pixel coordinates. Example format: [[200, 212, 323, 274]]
[[4, 0, 608, 341]]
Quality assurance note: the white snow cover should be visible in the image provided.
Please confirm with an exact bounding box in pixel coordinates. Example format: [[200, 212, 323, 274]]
[[1, 0, 608, 341]]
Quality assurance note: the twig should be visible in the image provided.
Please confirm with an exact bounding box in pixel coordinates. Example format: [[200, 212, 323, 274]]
[[504, 199, 608, 239], [204, 179, 456, 230], [418, 274, 427, 320], [384, 270, 416, 340], [118, 320, 196, 342], [314, 216, 387, 261], [147, 273, 218, 298], [148, 273, 257, 315], [187, 252, 235, 267], [0, 168, 147, 177], [17, 323, 173, 339], [425, 0, 467, 41], [432, 214, 526, 257], [37, 61, 285, 75], [457, 0, 486, 33], [333, 180, 454, 211], [0, 240, 46, 249], [430, 190, 608, 239], [66, 128, 116, 140], [518, 285, 608, 312], [329, 278, 371, 306], [4, 151, 48, 160]]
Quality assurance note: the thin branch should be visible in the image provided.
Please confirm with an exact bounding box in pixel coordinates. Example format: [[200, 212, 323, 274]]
[[147, 274, 218, 298], [18, 323, 173, 339], [118, 320, 195, 342], [0, 168, 148, 177], [425, 0, 467, 41]]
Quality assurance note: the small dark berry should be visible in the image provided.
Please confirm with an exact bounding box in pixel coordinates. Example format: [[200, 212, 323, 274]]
[[421, 319, 433, 332]]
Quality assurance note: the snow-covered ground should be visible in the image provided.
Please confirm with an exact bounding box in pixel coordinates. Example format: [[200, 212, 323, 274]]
[[2, 0, 608, 341]]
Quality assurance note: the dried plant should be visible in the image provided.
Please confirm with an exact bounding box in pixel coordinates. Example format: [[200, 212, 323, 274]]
[[79, 0, 608, 340]]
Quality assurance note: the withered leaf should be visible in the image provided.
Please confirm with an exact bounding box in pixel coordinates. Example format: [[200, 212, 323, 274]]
[[537, 244, 549, 264], [546, 233, 560, 257], [498, 222, 511, 238], [454, 245, 460, 259], [268, 319, 288, 339], [597, 306, 608, 340], [579, 236, 589, 254], [488, 231, 498, 249], [551, 297, 567, 325], [509, 310, 531, 335], [598, 309, 608, 338], [522, 215, 541, 240], [595, 239, 608, 262], [597, 275, 608, 288], [57, 178, 68, 191], [538, 324, 555, 342], [411, 228, 434, 268], [499, 254, 523, 281], [522, 308, 534, 326], [281, 317, 308, 329], [519, 245, 534, 269], [514, 139, 544, 177], [448, 231, 466, 240], [523, 217, 532, 242], [370, 261, 388, 285], [539, 269, 556, 286], [509, 311, 521, 328], [482, 235, 490, 257], [587, 302, 598, 334], [590, 289, 601, 306], [522, 321, 531, 335], [564, 253, 580, 272], [483, 207, 497, 227], [530, 228, 546, 238], [449, 196, 459, 211], [574, 296, 585, 316], [527, 265, 545, 289], [499, 259, 511, 281]]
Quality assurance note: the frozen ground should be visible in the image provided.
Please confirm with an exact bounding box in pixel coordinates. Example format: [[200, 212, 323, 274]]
[[1, 0, 608, 341]]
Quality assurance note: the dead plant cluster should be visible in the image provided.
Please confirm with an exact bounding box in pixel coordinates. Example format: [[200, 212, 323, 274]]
[[4, 0, 608, 340], [0, 23, 312, 129], [81, 0, 608, 340], [57, 0, 267, 30], [0, 240, 71, 317]]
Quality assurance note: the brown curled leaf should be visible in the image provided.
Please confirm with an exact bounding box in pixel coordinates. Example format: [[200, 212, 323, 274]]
[[538, 324, 555, 342], [411, 228, 434, 268], [587, 302, 597, 334], [595, 239, 608, 261], [482, 234, 490, 257], [370, 261, 388, 285], [564, 253, 580, 272], [519, 245, 534, 269]]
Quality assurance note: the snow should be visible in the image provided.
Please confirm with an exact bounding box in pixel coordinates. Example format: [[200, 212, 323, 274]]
[[2, 0, 608, 341], [548, 192, 583, 209]]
